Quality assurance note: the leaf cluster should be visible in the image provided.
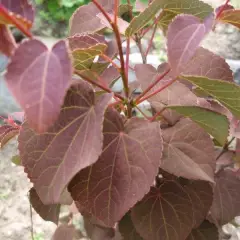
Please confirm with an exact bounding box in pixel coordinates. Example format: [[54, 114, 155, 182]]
[[1, 0, 240, 239]]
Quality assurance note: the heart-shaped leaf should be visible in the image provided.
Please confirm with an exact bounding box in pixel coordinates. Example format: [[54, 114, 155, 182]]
[[69, 0, 114, 36], [6, 39, 72, 133], [161, 118, 215, 182], [30, 188, 60, 224], [181, 75, 240, 118], [68, 109, 163, 227], [167, 14, 213, 75], [167, 106, 229, 146], [209, 169, 240, 225], [52, 224, 75, 240], [19, 82, 112, 204]]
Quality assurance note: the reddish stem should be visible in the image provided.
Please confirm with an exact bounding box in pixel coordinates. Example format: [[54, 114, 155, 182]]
[[125, 37, 130, 80], [0, 4, 32, 38], [145, 23, 157, 56], [150, 108, 166, 122], [136, 67, 171, 103], [75, 70, 124, 101], [141, 14, 161, 37], [216, 0, 230, 19], [92, 0, 129, 98], [135, 106, 150, 120], [137, 77, 177, 104], [101, 54, 121, 70], [114, 0, 119, 24], [116, 57, 135, 71]]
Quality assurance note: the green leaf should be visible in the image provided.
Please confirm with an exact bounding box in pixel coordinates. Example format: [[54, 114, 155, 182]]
[[125, 0, 213, 36], [72, 43, 107, 71], [168, 106, 229, 146], [182, 75, 240, 119], [11, 155, 21, 165]]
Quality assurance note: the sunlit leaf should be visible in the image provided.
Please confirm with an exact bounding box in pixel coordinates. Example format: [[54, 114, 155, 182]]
[[181, 75, 240, 118], [161, 118, 215, 182], [218, 9, 240, 29], [167, 106, 229, 146], [68, 109, 163, 227], [126, 0, 213, 36], [5, 39, 72, 133], [69, 0, 114, 35], [0, 0, 34, 36], [19, 82, 112, 204], [131, 178, 212, 240], [209, 169, 240, 225], [167, 14, 213, 75], [186, 221, 219, 240], [0, 24, 16, 56], [30, 188, 60, 224]]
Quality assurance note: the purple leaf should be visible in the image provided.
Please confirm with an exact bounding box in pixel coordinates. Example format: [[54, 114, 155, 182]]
[[161, 118, 215, 182], [69, 0, 114, 35], [68, 109, 163, 227], [52, 224, 75, 240], [5, 39, 72, 133], [19, 82, 112, 204], [186, 221, 219, 240], [30, 188, 60, 224], [209, 169, 240, 225], [0, 24, 16, 56], [167, 14, 212, 75]]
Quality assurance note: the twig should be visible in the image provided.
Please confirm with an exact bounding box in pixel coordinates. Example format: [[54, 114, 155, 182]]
[[216, 137, 235, 161], [92, 0, 129, 98], [29, 196, 34, 240], [75, 70, 125, 101], [145, 23, 157, 56], [135, 67, 171, 103], [125, 37, 130, 80], [137, 78, 177, 104], [150, 108, 166, 122]]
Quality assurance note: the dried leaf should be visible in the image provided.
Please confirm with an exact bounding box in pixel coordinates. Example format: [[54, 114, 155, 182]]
[[219, 9, 240, 29], [209, 169, 240, 225], [68, 109, 163, 227], [119, 212, 143, 240], [167, 14, 212, 75], [19, 82, 112, 204], [5, 39, 72, 133], [30, 188, 60, 224], [0, 24, 16, 56], [69, 0, 114, 35], [186, 221, 218, 240], [161, 118, 215, 182], [167, 106, 229, 146], [52, 224, 75, 240], [181, 76, 240, 119]]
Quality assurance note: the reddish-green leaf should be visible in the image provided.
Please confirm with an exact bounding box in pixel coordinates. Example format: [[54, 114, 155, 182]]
[[68, 109, 163, 227], [30, 188, 60, 224], [6, 39, 72, 133], [181, 75, 240, 119], [0, 24, 16, 56], [131, 181, 191, 239], [0, 125, 19, 149], [186, 221, 219, 240], [19, 82, 112, 204], [167, 106, 229, 146], [135, 64, 209, 124], [209, 169, 240, 225], [161, 118, 215, 182], [119, 212, 143, 240], [218, 9, 240, 29], [52, 224, 75, 240], [167, 14, 213, 75], [69, 0, 114, 36]]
